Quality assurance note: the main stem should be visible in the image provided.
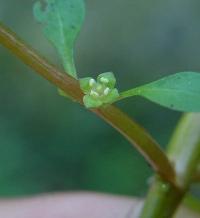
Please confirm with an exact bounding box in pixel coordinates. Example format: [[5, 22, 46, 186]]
[[140, 113, 200, 218], [0, 22, 175, 185]]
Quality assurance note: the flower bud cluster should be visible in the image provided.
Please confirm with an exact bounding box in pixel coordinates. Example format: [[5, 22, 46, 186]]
[[79, 72, 119, 108]]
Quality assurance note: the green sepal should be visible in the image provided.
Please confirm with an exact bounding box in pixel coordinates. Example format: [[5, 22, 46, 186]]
[[79, 77, 93, 94], [83, 95, 103, 108], [97, 72, 116, 88], [102, 88, 119, 103]]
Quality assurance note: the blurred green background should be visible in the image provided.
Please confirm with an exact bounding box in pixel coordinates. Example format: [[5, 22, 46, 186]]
[[0, 0, 199, 197]]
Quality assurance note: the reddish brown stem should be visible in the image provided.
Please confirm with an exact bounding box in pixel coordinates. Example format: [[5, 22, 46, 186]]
[[0, 22, 175, 185]]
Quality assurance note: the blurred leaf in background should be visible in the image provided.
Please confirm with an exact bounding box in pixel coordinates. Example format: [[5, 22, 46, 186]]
[[0, 0, 200, 198]]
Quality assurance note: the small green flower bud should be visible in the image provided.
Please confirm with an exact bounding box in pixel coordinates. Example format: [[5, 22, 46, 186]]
[[79, 72, 119, 108]]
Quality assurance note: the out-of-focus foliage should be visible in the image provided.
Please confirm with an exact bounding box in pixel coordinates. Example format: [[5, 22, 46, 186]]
[[0, 0, 200, 197]]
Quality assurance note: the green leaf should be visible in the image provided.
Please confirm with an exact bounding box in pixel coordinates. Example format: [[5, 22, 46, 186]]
[[120, 72, 200, 112], [58, 88, 78, 102], [33, 0, 85, 78]]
